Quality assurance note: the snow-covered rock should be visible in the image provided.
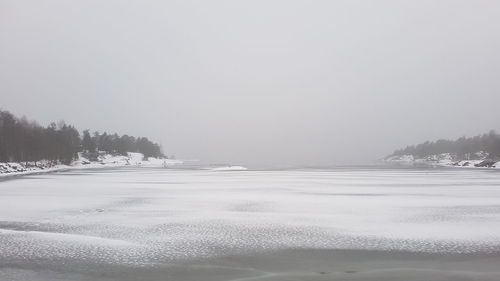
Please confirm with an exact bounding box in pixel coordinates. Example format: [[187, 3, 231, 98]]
[[384, 154, 414, 163], [211, 166, 248, 171], [385, 151, 500, 169], [0, 152, 183, 177]]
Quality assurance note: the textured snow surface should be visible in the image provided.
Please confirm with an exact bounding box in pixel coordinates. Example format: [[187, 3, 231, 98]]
[[1, 167, 500, 266]]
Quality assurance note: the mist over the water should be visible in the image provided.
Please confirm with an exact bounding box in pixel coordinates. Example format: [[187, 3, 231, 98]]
[[1, 0, 500, 167]]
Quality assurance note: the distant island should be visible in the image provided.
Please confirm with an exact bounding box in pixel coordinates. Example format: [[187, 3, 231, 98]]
[[386, 130, 500, 168], [0, 110, 179, 175]]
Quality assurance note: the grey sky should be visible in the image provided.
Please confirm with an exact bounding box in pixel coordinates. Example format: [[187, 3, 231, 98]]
[[1, 0, 500, 167]]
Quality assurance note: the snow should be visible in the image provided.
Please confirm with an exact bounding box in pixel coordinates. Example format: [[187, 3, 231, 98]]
[[0, 152, 183, 177], [1, 167, 500, 266], [386, 152, 500, 169], [210, 166, 248, 171], [385, 154, 414, 163]]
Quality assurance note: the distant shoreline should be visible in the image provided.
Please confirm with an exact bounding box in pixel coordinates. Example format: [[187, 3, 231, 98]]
[[385, 154, 500, 170], [0, 152, 183, 179]]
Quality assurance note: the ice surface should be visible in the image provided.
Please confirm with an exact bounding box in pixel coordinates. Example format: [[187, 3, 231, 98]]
[[1, 167, 500, 266]]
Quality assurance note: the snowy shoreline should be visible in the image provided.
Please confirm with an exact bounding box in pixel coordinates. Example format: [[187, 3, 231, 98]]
[[0, 152, 183, 178], [385, 153, 500, 169]]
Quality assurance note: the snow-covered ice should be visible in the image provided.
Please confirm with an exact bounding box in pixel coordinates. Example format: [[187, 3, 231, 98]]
[[1, 167, 500, 266]]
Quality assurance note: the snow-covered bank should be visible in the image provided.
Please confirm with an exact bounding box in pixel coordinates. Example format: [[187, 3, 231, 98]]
[[210, 166, 248, 171], [0, 152, 183, 177], [385, 152, 500, 169]]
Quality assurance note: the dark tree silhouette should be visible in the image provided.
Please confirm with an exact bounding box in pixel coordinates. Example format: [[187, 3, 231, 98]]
[[0, 110, 165, 165], [390, 130, 500, 160], [82, 130, 96, 152]]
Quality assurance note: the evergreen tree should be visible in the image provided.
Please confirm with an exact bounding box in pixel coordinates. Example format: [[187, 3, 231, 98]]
[[390, 131, 500, 160], [0, 110, 165, 164], [82, 130, 96, 152]]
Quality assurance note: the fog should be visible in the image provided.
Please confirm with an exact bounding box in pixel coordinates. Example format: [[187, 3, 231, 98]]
[[1, 0, 500, 167]]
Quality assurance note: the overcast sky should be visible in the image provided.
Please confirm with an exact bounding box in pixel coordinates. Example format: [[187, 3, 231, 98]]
[[1, 0, 499, 167]]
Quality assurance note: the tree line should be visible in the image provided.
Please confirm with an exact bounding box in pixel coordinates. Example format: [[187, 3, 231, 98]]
[[0, 110, 164, 164], [390, 130, 500, 160]]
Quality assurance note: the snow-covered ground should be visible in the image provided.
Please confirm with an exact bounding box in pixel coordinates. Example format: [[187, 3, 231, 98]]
[[210, 165, 248, 171], [1, 167, 500, 267], [0, 152, 183, 177], [386, 152, 500, 169]]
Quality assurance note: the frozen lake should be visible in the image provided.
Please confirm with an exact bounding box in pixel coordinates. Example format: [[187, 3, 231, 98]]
[[1, 167, 500, 280]]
